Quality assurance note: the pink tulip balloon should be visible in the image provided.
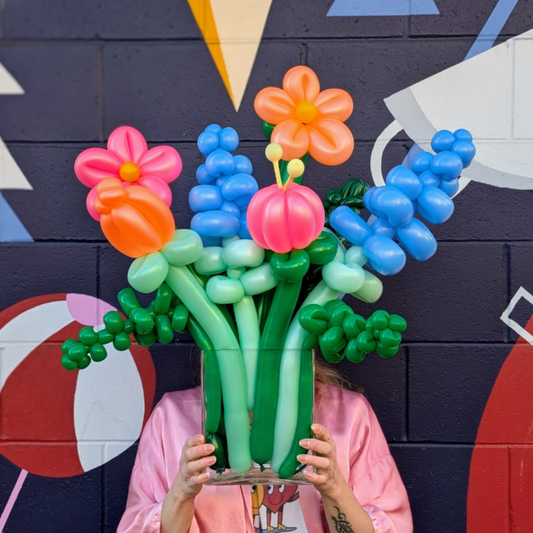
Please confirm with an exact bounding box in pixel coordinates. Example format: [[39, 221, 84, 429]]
[[247, 183, 325, 253]]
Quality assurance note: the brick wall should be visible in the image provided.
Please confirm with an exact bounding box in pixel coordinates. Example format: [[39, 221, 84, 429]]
[[1, 1, 532, 531]]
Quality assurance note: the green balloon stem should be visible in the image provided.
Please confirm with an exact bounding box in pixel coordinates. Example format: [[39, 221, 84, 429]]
[[165, 264, 252, 474]]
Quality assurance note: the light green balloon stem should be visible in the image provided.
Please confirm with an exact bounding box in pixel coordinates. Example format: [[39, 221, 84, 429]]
[[233, 295, 260, 411], [270, 280, 340, 473], [165, 264, 252, 474]]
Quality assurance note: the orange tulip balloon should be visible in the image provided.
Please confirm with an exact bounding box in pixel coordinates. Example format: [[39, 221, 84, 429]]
[[93, 178, 175, 258]]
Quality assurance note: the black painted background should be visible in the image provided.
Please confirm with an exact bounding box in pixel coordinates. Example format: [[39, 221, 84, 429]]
[[1, 1, 532, 531]]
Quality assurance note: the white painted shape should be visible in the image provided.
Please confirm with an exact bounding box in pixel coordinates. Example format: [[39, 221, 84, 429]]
[[409, 39, 512, 141], [474, 140, 533, 174], [512, 37, 533, 139], [0, 137, 33, 190], [209, 0, 273, 111], [74, 342, 145, 472], [370, 119, 402, 187], [0, 63, 24, 95], [384, 29, 533, 190], [77, 442, 104, 473], [0, 301, 73, 391], [104, 441, 135, 465], [500, 287, 533, 346]]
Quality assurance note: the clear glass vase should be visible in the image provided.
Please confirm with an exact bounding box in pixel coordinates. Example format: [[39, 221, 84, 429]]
[[201, 349, 315, 486]]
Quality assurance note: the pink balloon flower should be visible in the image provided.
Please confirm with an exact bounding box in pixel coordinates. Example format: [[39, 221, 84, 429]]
[[74, 126, 182, 220]]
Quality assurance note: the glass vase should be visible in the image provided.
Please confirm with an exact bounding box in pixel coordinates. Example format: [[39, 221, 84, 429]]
[[201, 348, 315, 486]]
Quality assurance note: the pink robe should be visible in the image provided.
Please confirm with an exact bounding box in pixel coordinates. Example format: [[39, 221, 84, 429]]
[[118, 385, 413, 533]]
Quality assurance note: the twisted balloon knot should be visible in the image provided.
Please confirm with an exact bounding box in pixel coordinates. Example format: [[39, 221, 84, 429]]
[[94, 177, 127, 214]]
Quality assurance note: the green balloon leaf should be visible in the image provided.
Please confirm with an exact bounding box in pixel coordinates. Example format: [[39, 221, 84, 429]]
[[61, 354, 77, 371], [161, 229, 203, 266], [298, 304, 329, 335], [270, 249, 310, 283], [128, 252, 169, 294], [389, 314, 408, 332], [355, 330, 376, 354], [342, 314, 365, 339], [305, 231, 338, 265], [78, 327, 98, 347], [345, 339, 366, 363], [89, 343, 107, 362], [319, 326, 347, 355], [103, 311, 124, 334]]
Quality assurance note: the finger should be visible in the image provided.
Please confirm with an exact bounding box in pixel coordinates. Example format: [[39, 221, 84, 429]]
[[297, 454, 330, 470], [183, 434, 205, 452], [311, 423, 332, 443], [187, 455, 217, 474], [299, 438, 333, 457], [189, 472, 210, 486], [185, 443, 215, 462], [304, 470, 328, 485]]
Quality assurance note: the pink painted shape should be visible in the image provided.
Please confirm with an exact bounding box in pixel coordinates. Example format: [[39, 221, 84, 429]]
[[66, 293, 116, 326], [0, 469, 28, 530]]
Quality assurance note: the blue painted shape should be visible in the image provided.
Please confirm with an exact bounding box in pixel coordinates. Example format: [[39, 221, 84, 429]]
[[327, 0, 439, 17], [465, 0, 520, 60], [0, 192, 33, 242]]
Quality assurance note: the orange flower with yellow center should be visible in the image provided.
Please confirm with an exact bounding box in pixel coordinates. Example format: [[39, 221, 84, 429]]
[[254, 66, 354, 166]]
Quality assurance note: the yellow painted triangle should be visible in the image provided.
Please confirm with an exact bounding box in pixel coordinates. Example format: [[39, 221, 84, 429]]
[[188, 0, 273, 111]]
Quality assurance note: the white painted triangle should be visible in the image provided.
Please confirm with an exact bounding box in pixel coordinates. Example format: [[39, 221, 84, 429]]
[[209, 0, 273, 111], [0, 137, 32, 190], [0, 62, 24, 95]]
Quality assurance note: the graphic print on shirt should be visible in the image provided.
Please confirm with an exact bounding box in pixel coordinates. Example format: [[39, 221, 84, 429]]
[[252, 485, 305, 533]]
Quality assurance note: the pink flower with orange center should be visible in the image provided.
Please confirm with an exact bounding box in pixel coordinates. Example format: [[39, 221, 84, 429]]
[[74, 126, 182, 220], [254, 66, 354, 166]]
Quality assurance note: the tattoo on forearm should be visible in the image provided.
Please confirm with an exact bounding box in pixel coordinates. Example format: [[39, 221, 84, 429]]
[[331, 506, 354, 533]]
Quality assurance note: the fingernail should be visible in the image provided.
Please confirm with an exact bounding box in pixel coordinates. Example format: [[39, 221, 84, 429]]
[[205, 444, 215, 452], [196, 435, 204, 444], [311, 424, 320, 431], [207, 456, 216, 463], [299, 439, 309, 447], [297, 454, 307, 463]]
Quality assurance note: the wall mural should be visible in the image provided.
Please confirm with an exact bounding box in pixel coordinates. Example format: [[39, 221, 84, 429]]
[[371, 0, 523, 195], [0, 0, 532, 530], [0, 294, 156, 530], [327, 0, 440, 17], [467, 288, 533, 530], [186, 0, 273, 111], [0, 63, 32, 242]]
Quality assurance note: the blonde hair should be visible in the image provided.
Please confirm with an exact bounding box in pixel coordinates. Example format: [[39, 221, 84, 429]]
[[314, 356, 363, 393], [314, 357, 349, 388]]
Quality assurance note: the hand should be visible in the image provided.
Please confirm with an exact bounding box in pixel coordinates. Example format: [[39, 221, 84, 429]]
[[171, 434, 216, 501], [298, 423, 346, 499]]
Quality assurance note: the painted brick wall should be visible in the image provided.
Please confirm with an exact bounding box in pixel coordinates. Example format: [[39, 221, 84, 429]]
[[1, 1, 532, 531]]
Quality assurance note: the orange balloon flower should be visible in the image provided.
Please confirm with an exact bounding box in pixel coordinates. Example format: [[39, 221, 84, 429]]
[[94, 178, 175, 258], [254, 66, 354, 166]]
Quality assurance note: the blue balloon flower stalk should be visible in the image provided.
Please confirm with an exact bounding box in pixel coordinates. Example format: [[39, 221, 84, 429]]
[[190, 124, 259, 246], [329, 129, 476, 276]]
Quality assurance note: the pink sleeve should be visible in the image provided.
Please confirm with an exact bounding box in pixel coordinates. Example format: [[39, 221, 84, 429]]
[[117, 397, 201, 533], [346, 394, 413, 533]]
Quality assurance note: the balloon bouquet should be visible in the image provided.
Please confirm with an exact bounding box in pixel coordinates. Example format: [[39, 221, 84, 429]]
[[60, 66, 476, 481]]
